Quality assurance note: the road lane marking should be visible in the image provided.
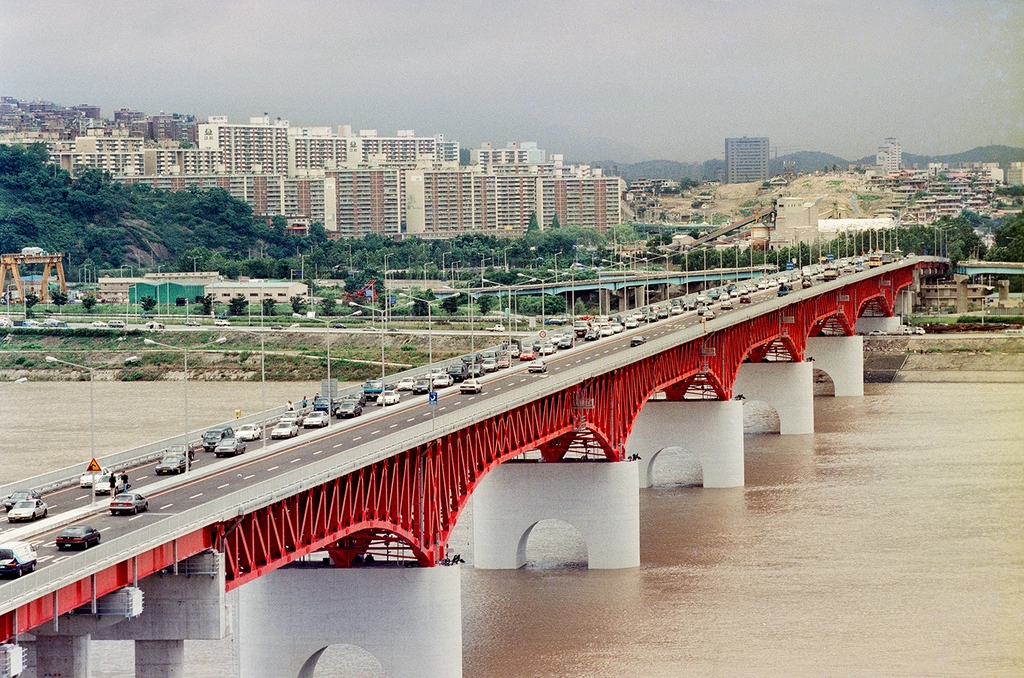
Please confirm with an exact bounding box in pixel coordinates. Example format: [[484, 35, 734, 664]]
[[75, 495, 88, 501], [189, 493, 203, 499], [136, 476, 148, 480], [495, 386, 502, 391], [290, 458, 301, 463], [159, 503, 173, 510], [314, 450, 323, 455], [268, 466, 279, 471], [99, 527, 112, 532], [129, 515, 143, 521], [407, 417, 416, 422], [389, 424, 397, 429], [37, 555, 54, 563], [54, 556, 70, 563], [243, 474, 255, 480], [217, 483, 230, 489], [439, 406, 447, 411], [371, 430, 380, 435], [352, 437, 362, 442]]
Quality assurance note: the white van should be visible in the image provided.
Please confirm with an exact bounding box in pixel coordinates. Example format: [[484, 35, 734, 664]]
[[0, 541, 38, 577]]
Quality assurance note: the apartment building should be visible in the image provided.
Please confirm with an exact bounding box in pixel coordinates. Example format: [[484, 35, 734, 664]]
[[471, 141, 546, 165], [1007, 162, 1024, 186], [876, 137, 902, 175], [724, 137, 769, 183], [198, 115, 290, 175], [328, 168, 402, 237]]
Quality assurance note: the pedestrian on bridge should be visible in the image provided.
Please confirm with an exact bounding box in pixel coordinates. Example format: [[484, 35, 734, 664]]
[[120, 472, 129, 492], [109, 473, 117, 497]]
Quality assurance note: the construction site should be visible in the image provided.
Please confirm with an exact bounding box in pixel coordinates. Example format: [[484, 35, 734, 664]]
[[0, 248, 67, 303]]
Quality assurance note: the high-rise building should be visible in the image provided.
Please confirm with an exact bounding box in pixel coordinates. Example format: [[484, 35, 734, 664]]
[[876, 137, 901, 174], [1005, 162, 1023, 186], [198, 115, 291, 175], [724, 137, 769, 183], [471, 141, 546, 165]]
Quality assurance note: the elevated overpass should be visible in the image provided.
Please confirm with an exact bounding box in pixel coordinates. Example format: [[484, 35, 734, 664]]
[[0, 256, 945, 676]]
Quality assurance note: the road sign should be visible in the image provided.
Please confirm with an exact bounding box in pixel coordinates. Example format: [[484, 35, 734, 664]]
[[827, 253, 835, 261], [538, 330, 547, 339], [389, 295, 397, 307], [428, 391, 439, 406], [786, 261, 794, 270], [86, 458, 101, 472]]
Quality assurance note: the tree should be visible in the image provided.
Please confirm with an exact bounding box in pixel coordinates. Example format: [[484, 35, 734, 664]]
[[262, 298, 276, 317], [140, 296, 158, 312], [199, 294, 214, 316], [318, 296, 336, 316], [81, 295, 97, 312], [440, 293, 464, 315], [527, 212, 540, 233], [228, 295, 248, 316], [23, 293, 39, 318], [550, 214, 561, 229], [290, 296, 307, 314], [412, 298, 430, 317], [477, 294, 496, 315], [51, 290, 68, 312]]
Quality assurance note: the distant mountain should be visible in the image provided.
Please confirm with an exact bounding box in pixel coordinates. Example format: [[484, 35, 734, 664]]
[[592, 145, 1024, 185]]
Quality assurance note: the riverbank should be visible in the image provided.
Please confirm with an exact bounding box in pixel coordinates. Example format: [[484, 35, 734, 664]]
[[865, 334, 1024, 382]]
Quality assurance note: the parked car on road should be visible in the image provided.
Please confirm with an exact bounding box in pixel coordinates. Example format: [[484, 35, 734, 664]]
[[0, 542, 37, 577], [396, 377, 417, 391], [235, 424, 263, 442], [202, 427, 235, 452], [214, 438, 247, 458], [3, 490, 41, 512], [271, 421, 299, 439], [110, 493, 148, 516], [7, 499, 48, 523], [56, 525, 101, 550], [80, 467, 110, 488], [519, 348, 537, 360], [155, 454, 188, 475], [460, 378, 483, 394], [303, 411, 330, 428], [335, 400, 363, 418], [412, 378, 433, 394], [487, 324, 505, 332]]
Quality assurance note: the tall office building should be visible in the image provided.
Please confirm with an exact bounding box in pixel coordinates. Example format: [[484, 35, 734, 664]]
[[876, 137, 901, 174], [724, 137, 769, 183]]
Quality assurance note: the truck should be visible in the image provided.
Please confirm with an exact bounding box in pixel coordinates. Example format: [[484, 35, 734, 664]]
[[362, 379, 384, 396]]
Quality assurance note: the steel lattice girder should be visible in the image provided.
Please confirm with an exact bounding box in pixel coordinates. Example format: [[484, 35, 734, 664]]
[[0, 263, 928, 640]]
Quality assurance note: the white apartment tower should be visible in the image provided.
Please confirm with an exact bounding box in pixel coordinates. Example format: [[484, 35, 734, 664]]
[[724, 137, 769, 183], [876, 137, 902, 174]]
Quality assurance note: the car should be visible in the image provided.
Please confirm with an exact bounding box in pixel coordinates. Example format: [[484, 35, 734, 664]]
[[214, 319, 231, 327], [167, 442, 202, 459], [481, 358, 498, 372], [556, 336, 574, 350], [0, 542, 38, 577], [216, 313, 230, 319], [630, 336, 648, 347], [868, 329, 886, 336], [202, 427, 235, 452], [91, 320, 109, 328], [527, 360, 548, 373], [144, 321, 165, 330], [344, 392, 369, 406], [496, 354, 512, 369], [270, 325, 284, 331], [487, 324, 506, 332], [432, 373, 454, 389], [539, 343, 556, 356], [3, 490, 41, 512], [313, 395, 333, 413], [139, 312, 152, 319], [467, 364, 486, 379], [720, 299, 734, 310], [508, 344, 521, 358], [56, 525, 102, 551], [777, 285, 790, 297], [739, 294, 752, 304], [7, 499, 47, 523], [331, 322, 347, 329], [279, 410, 305, 427], [396, 377, 417, 391], [335, 400, 363, 418], [460, 378, 483, 394], [80, 467, 110, 488], [584, 329, 599, 341], [610, 323, 625, 333], [93, 472, 120, 495], [446, 363, 469, 382], [624, 317, 639, 329], [271, 421, 299, 439], [363, 379, 385, 397], [235, 424, 263, 441], [412, 378, 433, 395], [110, 493, 148, 516], [184, 320, 201, 327], [303, 411, 330, 428], [377, 388, 401, 406], [519, 348, 537, 360], [155, 454, 188, 475], [703, 310, 716, 320], [214, 438, 247, 457]]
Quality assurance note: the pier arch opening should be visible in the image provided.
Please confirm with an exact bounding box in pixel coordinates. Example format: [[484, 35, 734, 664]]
[[518, 519, 589, 569], [301, 644, 386, 678], [644, 445, 703, 487]]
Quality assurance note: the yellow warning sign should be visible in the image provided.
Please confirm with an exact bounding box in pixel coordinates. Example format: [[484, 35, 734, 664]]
[[86, 458, 102, 472]]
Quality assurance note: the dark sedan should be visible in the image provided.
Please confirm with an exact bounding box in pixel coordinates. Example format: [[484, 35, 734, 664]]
[[155, 454, 188, 475], [3, 490, 41, 512], [56, 525, 102, 550], [411, 379, 433, 395], [630, 335, 648, 347], [335, 401, 363, 418], [110, 493, 149, 516]]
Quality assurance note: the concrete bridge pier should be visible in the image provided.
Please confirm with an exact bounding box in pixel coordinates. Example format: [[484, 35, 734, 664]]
[[806, 335, 864, 397], [734, 361, 815, 434], [855, 315, 900, 334], [599, 288, 612, 315], [626, 400, 745, 489], [238, 564, 462, 678], [28, 634, 91, 678], [473, 460, 640, 569]]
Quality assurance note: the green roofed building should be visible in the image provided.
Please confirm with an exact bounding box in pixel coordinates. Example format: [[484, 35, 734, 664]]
[[127, 281, 206, 305]]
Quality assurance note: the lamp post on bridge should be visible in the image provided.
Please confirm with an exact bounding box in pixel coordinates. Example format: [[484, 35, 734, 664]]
[[45, 356, 97, 502], [349, 300, 386, 384]]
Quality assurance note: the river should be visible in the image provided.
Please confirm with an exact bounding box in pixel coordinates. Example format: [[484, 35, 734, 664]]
[[4, 378, 1023, 676]]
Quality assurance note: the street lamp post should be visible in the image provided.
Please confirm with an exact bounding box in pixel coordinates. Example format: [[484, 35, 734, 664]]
[[350, 301, 386, 383], [399, 293, 433, 366]]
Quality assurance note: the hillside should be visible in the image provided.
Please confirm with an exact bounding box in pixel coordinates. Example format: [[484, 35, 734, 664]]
[[0, 143, 322, 271], [592, 145, 1024, 183]]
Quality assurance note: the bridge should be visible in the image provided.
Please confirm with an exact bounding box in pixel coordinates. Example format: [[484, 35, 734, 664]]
[[0, 257, 944, 677]]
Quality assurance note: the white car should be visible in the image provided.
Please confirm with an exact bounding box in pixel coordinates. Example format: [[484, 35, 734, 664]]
[[79, 467, 110, 488], [235, 424, 263, 441], [303, 411, 330, 428], [539, 343, 556, 356], [459, 378, 483, 394], [214, 319, 231, 327], [377, 389, 401, 406], [395, 377, 417, 391], [432, 373, 454, 389], [8, 499, 48, 523], [624, 317, 639, 329], [270, 422, 298, 439], [487, 324, 505, 332], [91, 321, 109, 328], [527, 360, 547, 373]]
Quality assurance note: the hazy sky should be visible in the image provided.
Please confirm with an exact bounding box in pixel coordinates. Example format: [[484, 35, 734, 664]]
[[2, 1, 1022, 163]]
